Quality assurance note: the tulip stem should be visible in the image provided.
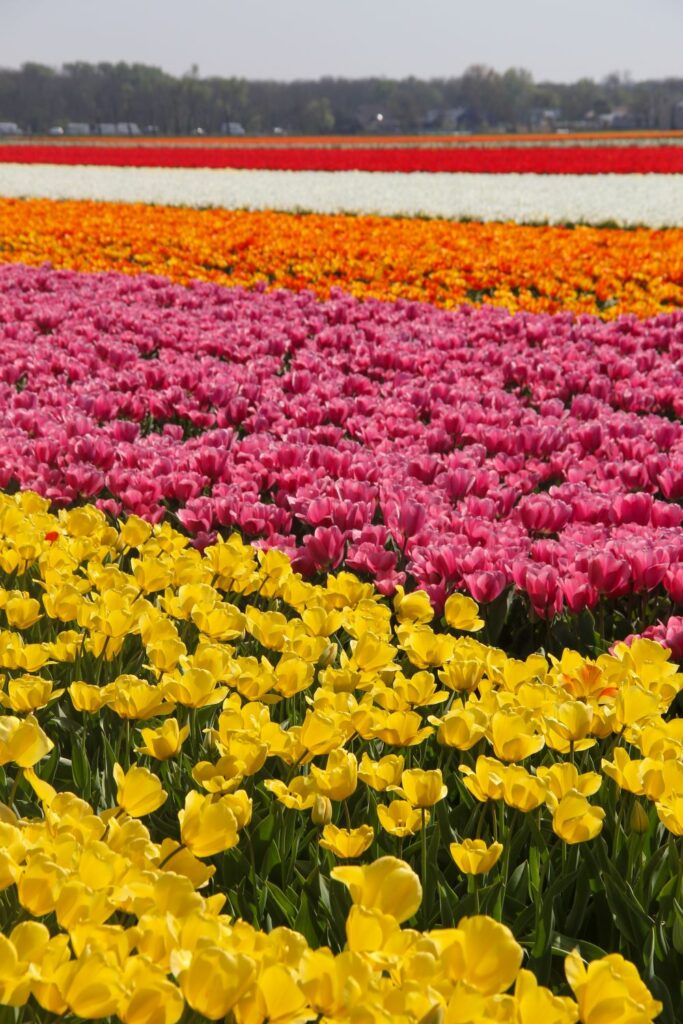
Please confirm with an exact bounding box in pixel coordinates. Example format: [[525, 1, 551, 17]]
[[420, 807, 428, 927], [467, 873, 480, 913], [7, 767, 23, 808]]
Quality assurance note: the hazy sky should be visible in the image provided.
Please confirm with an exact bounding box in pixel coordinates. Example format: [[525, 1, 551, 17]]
[[2, 0, 681, 82]]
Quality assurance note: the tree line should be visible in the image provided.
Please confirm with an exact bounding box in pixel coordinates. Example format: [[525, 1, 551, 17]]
[[1, 61, 682, 134]]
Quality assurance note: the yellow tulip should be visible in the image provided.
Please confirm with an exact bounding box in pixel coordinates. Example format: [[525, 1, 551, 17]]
[[42, 583, 85, 622], [443, 915, 523, 995], [601, 748, 646, 795], [613, 684, 661, 731], [69, 681, 111, 713], [502, 765, 547, 812], [350, 632, 397, 673], [175, 946, 256, 1020], [219, 734, 268, 776], [491, 710, 545, 761], [263, 776, 318, 811], [331, 855, 422, 923], [119, 955, 185, 1024], [108, 677, 176, 720], [310, 794, 333, 825], [393, 586, 435, 624], [131, 557, 174, 594], [273, 655, 314, 698], [2, 674, 61, 712], [245, 606, 288, 649], [655, 796, 683, 836], [320, 823, 374, 858], [444, 593, 484, 632], [397, 623, 456, 669], [438, 639, 488, 692], [298, 708, 346, 755], [311, 748, 358, 801], [542, 699, 595, 753], [88, 590, 138, 639], [55, 950, 124, 1018], [192, 601, 246, 642], [393, 670, 447, 708], [300, 948, 369, 1017], [377, 799, 428, 837], [55, 879, 115, 931], [17, 852, 67, 916], [0, 714, 54, 767], [641, 757, 683, 802], [345, 904, 400, 955], [192, 756, 244, 794], [119, 515, 153, 549], [5, 595, 42, 630], [513, 969, 579, 1024], [565, 949, 662, 1024], [222, 788, 252, 830], [13, 922, 71, 1015], [552, 791, 605, 844], [371, 709, 433, 747], [536, 763, 602, 803], [253, 964, 311, 1024], [358, 753, 405, 792], [460, 756, 506, 802], [163, 667, 226, 708], [449, 839, 503, 875], [0, 933, 32, 1007], [146, 636, 187, 673], [137, 719, 189, 760], [113, 764, 167, 818], [300, 604, 344, 636], [434, 704, 488, 749], [178, 790, 240, 858], [397, 768, 447, 808]]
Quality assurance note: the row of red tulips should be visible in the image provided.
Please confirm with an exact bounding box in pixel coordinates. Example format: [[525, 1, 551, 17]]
[[3, 143, 683, 173], [1, 264, 682, 640]]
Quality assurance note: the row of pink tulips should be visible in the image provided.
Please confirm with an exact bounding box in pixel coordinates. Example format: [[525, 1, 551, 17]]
[[1, 264, 682, 623]]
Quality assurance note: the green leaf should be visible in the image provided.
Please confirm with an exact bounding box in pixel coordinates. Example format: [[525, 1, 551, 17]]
[[437, 877, 458, 928], [531, 868, 579, 959], [294, 891, 319, 945], [483, 588, 513, 646], [260, 839, 282, 879], [71, 738, 91, 798], [672, 898, 683, 956], [507, 862, 527, 901], [601, 874, 652, 947], [266, 881, 297, 925], [255, 812, 275, 844], [551, 933, 608, 961]]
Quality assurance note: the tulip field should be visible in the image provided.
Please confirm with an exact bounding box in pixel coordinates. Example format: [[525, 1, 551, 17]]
[[0, 137, 680, 1023]]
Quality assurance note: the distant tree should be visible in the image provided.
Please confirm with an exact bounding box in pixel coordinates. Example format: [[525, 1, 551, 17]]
[[301, 97, 335, 134], [0, 61, 681, 136]]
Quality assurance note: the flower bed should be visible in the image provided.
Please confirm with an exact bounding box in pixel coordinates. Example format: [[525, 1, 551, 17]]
[[4, 142, 683, 173], [2, 167, 683, 225], [2, 198, 683, 316]]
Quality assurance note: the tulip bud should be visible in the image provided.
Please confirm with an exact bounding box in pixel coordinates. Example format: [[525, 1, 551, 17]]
[[311, 794, 333, 825], [630, 801, 650, 835], [318, 642, 338, 669]]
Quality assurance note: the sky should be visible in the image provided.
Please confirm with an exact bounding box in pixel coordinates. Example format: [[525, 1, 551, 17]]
[[2, 0, 681, 82]]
